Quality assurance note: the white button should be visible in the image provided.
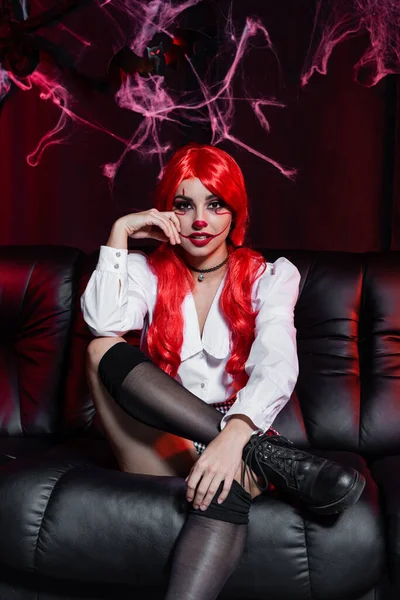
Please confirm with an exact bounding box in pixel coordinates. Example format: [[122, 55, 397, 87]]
[[116, 252, 121, 257], [201, 383, 205, 388], [114, 264, 119, 269]]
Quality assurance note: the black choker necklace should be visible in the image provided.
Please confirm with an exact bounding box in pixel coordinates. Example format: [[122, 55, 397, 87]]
[[186, 255, 229, 282]]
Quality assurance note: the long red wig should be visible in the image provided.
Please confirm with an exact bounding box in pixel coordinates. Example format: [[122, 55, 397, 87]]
[[146, 143, 267, 396]]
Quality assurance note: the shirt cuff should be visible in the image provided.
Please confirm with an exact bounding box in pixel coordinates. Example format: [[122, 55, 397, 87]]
[[97, 245, 128, 274], [219, 394, 278, 436], [219, 412, 267, 437]]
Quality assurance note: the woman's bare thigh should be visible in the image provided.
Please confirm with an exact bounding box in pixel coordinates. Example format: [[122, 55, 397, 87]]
[[86, 337, 198, 477]]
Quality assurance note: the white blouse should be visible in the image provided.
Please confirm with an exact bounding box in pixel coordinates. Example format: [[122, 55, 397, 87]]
[[80, 245, 301, 437]]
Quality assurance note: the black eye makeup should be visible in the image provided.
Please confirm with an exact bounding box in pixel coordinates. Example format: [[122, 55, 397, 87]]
[[173, 199, 224, 210], [173, 194, 226, 211]]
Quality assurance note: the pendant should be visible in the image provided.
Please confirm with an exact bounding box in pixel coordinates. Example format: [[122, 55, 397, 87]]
[[198, 273, 205, 282]]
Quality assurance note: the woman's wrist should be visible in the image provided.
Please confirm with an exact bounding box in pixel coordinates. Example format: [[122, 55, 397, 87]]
[[106, 219, 129, 250], [222, 415, 258, 445]]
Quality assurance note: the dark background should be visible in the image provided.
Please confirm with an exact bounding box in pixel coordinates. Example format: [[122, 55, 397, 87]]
[[1, 0, 399, 254]]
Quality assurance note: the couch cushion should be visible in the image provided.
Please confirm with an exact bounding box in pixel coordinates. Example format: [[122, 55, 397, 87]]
[[0, 447, 384, 599]]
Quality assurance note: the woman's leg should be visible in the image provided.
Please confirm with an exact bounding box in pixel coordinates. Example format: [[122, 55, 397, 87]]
[[164, 462, 256, 600], [87, 337, 261, 600], [88, 368, 254, 600], [86, 338, 197, 477], [91, 339, 223, 444]]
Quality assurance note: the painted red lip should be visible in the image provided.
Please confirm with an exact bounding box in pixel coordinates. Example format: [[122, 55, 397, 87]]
[[188, 236, 213, 247]]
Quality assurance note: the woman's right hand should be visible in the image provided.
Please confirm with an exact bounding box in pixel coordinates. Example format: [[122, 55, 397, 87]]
[[118, 209, 182, 245]]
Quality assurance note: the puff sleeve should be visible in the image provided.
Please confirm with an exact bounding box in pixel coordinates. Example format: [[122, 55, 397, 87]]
[[80, 245, 150, 337], [219, 257, 301, 434]]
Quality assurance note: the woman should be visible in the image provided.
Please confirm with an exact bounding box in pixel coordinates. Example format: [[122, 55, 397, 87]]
[[81, 143, 365, 600]]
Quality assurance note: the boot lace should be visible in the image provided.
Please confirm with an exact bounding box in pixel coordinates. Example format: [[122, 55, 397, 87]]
[[242, 434, 305, 492]]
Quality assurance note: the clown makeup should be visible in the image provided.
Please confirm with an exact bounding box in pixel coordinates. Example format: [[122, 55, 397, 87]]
[[172, 177, 234, 271]]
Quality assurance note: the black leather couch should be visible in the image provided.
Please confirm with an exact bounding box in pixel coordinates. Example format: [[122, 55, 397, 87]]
[[0, 244, 399, 600]]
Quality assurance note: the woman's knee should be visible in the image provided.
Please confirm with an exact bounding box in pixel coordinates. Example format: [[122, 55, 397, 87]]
[[86, 337, 127, 371], [189, 479, 252, 524]]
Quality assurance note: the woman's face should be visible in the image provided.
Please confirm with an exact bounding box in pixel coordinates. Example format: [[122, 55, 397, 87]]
[[172, 177, 234, 259]]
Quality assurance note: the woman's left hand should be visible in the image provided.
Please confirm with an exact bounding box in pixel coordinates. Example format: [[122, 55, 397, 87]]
[[184, 427, 247, 510]]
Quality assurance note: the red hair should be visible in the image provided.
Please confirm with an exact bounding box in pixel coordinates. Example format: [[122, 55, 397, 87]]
[[146, 143, 267, 396]]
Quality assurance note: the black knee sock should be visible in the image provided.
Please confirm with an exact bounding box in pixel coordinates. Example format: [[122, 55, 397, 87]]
[[98, 342, 223, 445], [165, 480, 251, 600]]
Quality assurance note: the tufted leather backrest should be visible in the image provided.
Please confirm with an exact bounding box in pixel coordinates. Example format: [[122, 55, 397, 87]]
[[358, 252, 400, 458], [0, 246, 84, 437], [268, 249, 400, 459]]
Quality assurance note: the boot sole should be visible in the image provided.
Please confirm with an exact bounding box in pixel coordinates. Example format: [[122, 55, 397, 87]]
[[308, 471, 366, 515]]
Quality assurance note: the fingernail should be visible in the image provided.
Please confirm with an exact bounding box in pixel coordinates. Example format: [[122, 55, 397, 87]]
[[200, 504, 207, 511]]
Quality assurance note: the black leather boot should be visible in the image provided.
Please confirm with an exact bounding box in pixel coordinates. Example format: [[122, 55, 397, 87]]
[[241, 433, 366, 514]]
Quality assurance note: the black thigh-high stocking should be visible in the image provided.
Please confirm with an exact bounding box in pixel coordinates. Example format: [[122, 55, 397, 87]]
[[98, 341, 226, 447], [98, 342, 253, 600]]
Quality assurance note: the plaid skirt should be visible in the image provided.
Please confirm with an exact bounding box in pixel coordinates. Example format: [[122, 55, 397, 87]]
[[193, 397, 281, 455]]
